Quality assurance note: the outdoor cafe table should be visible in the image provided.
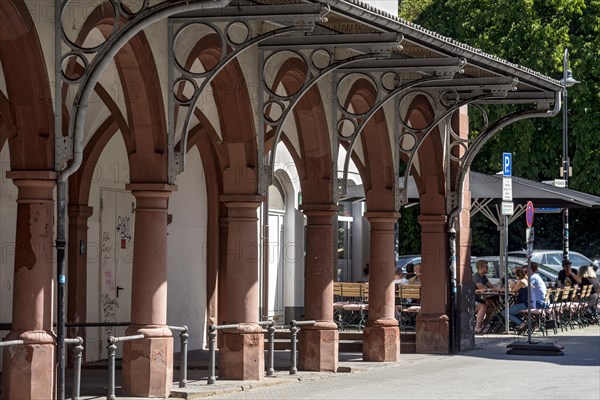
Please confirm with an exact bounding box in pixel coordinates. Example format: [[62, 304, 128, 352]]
[[475, 289, 513, 333]]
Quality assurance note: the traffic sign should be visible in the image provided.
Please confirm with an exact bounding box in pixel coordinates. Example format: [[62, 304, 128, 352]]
[[501, 201, 514, 215], [502, 177, 513, 201], [525, 201, 534, 227], [554, 179, 566, 188], [503, 153, 512, 177]]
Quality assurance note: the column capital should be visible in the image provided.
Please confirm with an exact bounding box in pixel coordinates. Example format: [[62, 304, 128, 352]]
[[299, 203, 338, 214], [364, 211, 400, 223], [418, 214, 448, 233], [68, 204, 94, 219], [126, 183, 177, 194], [6, 170, 57, 181], [220, 194, 265, 205]]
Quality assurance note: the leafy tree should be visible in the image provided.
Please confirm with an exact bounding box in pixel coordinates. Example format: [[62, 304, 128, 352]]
[[398, 0, 600, 258]]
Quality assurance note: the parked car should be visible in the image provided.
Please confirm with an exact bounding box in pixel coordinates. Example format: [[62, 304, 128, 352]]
[[471, 256, 557, 286], [396, 255, 421, 273], [508, 250, 599, 274]]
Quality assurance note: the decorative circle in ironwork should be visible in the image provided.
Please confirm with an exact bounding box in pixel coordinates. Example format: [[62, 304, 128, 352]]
[[337, 118, 357, 140], [174, 23, 222, 75], [119, 0, 148, 17], [60, 52, 88, 83], [439, 89, 460, 108], [336, 73, 378, 117], [381, 71, 401, 92], [172, 77, 198, 105], [263, 100, 285, 123], [61, 0, 118, 52], [263, 50, 308, 99], [310, 49, 332, 70], [398, 132, 417, 153], [225, 21, 250, 46], [448, 104, 489, 141], [449, 140, 469, 162], [398, 90, 437, 133]]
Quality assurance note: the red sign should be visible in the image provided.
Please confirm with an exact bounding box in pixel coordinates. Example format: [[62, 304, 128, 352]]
[[121, 238, 126, 249], [526, 201, 534, 227]]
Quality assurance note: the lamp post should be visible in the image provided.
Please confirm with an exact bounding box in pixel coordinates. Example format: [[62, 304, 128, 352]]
[[560, 48, 579, 262]]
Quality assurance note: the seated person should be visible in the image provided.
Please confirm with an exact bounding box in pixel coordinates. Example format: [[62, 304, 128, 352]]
[[558, 259, 579, 287], [578, 265, 600, 309], [405, 263, 416, 280], [408, 263, 422, 285], [394, 268, 408, 285], [508, 268, 533, 332], [473, 260, 495, 333], [524, 262, 547, 309]]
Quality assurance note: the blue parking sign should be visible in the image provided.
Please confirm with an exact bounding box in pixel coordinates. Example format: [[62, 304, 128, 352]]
[[503, 153, 512, 177]]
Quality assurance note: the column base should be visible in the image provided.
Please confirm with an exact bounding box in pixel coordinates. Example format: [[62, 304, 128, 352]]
[[219, 326, 264, 380], [2, 340, 55, 399], [298, 325, 338, 372], [363, 319, 400, 361], [416, 313, 450, 354], [122, 336, 173, 398]]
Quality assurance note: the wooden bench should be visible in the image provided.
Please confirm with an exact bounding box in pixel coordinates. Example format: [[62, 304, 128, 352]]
[[333, 282, 369, 330], [396, 284, 421, 332]]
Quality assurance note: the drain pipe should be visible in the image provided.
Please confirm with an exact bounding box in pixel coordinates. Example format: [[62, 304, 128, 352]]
[[54, 1, 231, 399], [446, 91, 561, 350]]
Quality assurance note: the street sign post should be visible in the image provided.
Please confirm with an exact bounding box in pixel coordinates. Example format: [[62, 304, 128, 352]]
[[526, 201, 534, 227], [503, 153, 512, 177]]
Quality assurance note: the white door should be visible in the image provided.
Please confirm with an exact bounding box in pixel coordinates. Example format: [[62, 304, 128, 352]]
[[99, 189, 134, 358], [268, 212, 284, 322]]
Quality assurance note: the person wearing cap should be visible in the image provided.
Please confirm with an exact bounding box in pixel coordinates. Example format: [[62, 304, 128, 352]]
[[558, 259, 580, 288]]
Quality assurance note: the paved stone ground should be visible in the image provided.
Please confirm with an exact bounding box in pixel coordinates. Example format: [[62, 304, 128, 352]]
[[66, 325, 599, 399]]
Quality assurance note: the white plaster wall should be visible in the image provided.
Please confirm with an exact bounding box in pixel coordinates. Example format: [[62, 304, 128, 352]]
[[85, 133, 130, 361], [0, 144, 17, 357], [167, 148, 208, 351]]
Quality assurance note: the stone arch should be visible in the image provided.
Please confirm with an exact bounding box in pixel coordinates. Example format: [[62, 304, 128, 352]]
[[185, 34, 258, 195], [74, 3, 167, 182], [342, 79, 395, 212], [0, 0, 54, 170], [0, 91, 15, 150], [403, 94, 446, 214], [270, 57, 333, 204]]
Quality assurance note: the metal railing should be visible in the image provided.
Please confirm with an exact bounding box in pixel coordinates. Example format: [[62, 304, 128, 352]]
[[106, 334, 145, 400], [0, 336, 84, 400], [105, 325, 189, 399], [168, 325, 189, 388], [206, 319, 316, 383], [288, 320, 316, 375], [207, 320, 275, 384]]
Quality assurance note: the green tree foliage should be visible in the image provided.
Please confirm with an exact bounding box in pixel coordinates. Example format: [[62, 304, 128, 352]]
[[398, 0, 600, 258]]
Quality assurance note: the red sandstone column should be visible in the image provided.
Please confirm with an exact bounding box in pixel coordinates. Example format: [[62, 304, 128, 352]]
[[2, 171, 56, 399], [217, 216, 228, 348], [416, 214, 449, 354], [121, 183, 175, 397], [363, 212, 400, 361], [218, 196, 264, 380], [298, 204, 338, 372], [67, 204, 93, 347]]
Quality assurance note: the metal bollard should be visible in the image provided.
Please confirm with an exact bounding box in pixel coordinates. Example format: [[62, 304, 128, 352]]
[[207, 325, 217, 385], [289, 321, 299, 375], [267, 322, 275, 376], [71, 337, 84, 400], [107, 337, 117, 400], [179, 327, 189, 388]]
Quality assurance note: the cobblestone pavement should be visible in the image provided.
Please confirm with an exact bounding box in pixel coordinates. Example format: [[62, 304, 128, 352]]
[[65, 325, 599, 399], [201, 326, 600, 400]]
